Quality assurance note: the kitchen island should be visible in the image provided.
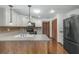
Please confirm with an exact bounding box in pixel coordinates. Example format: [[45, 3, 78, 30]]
[[0, 32, 50, 54]]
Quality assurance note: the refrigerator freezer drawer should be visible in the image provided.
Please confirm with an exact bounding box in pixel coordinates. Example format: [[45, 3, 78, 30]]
[[64, 39, 79, 54]]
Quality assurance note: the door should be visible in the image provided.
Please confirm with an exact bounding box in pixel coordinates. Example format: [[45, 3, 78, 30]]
[[42, 21, 50, 38], [52, 18, 57, 41]]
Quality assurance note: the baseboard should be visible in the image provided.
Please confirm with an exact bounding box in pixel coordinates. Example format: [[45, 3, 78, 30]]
[[58, 42, 63, 47]]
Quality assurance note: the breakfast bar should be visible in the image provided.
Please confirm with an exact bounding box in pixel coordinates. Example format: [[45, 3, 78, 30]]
[[0, 32, 50, 54]]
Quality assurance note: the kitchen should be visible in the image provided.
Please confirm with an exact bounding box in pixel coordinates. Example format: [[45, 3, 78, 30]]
[[0, 5, 57, 54], [0, 5, 79, 54]]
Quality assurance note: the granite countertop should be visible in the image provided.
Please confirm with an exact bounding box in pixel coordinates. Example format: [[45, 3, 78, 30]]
[[0, 32, 50, 41]]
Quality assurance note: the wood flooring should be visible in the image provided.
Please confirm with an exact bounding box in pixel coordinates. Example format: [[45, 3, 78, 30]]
[[48, 39, 68, 54]]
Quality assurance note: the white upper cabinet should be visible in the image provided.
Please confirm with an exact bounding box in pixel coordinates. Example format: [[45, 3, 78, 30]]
[[5, 8, 24, 26], [0, 8, 42, 27], [23, 17, 29, 26], [5, 8, 10, 26], [12, 11, 17, 26], [5, 8, 17, 26], [0, 8, 6, 26], [16, 14, 24, 26]]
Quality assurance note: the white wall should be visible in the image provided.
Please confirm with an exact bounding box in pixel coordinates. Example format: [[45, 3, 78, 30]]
[[57, 13, 67, 44], [50, 18, 55, 38]]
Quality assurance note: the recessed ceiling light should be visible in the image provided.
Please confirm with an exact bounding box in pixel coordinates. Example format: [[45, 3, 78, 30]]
[[50, 10, 55, 13], [33, 9, 40, 14]]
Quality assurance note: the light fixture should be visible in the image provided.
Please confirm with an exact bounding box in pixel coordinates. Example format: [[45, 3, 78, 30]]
[[27, 5, 32, 26], [9, 23, 13, 25], [33, 9, 40, 14], [9, 5, 13, 25], [50, 10, 55, 13]]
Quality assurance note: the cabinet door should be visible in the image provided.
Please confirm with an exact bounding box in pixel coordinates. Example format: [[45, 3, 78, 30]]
[[52, 19, 57, 41], [16, 15, 23, 26], [12, 11, 17, 26], [5, 9, 10, 26], [42, 21, 50, 37], [5, 9, 17, 26]]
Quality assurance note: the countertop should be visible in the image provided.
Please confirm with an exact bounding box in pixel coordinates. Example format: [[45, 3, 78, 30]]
[[0, 31, 50, 41]]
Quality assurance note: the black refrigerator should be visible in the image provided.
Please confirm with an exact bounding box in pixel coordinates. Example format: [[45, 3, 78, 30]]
[[64, 15, 79, 54]]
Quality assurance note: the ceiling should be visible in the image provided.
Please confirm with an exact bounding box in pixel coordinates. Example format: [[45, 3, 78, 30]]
[[0, 5, 79, 18]]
